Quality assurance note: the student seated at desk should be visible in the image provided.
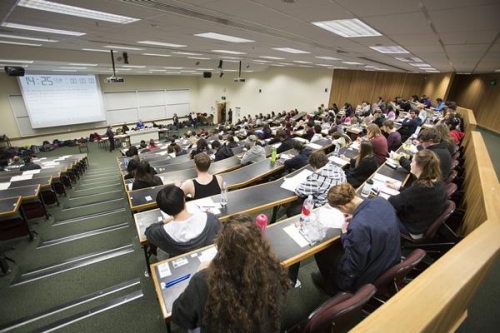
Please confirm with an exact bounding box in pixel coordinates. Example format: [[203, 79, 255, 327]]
[[125, 146, 138, 157], [345, 141, 378, 188], [387, 149, 447, 235], [145, 185, 222, 260], [312, 183, 400, 295], [123, 159, 138, 180], [286, 151, 346, 217], [240, 135, 266, 165], [172, 214, 289, 333], [226, 135, 238, 149], [167, 142, 187, 156], [181, 153, 224, 200], [136, 119, 145, 129], [382, 120, 402, 152], [190, 139, 213, 160], [310, 124, 323, 142], [211, 140, 234, 162], [365, 124, 388, 165], [271, 129, 294, 154], [20, 156, 41, 171], [283, 141, 312, 170], [132, 161, 163, 190]]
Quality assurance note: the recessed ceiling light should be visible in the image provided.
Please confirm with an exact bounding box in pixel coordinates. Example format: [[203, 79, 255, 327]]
[[18, 0, 139, 24], [212, 50, 246, 55], [121, 65, 146, 68], [224, 69, 238, 72], [0, 59, 33, 64], [315, 56, 341, 60], [299, 65, 313, 68], [370, 46, 409, 54], [0, 40, 41, 46], [425, 70, 440, 73], [142, 53, 171, 57], [312, 19, 381, 38], [270, 64, 285, 67], [137, 41, 186, 48], [69, 63, 98, 66], [220, 57, 242, 61], [316, 64, 332, 67], [259, 56, 286, 60], [273, 47, 309, 54], [173, 52, 203, 56], [254, 59, 269, 63], [188, 57, 211, 60], [332, 66, 348, 69], [395, 57, 423, 63], [195, 32, 254, 43], [196, 68, 214, 71], [149, 69, 167, 72], [105, 45, 143, 50], [279, 62, 293, 66], [181, 70, 196, 73], [293, 60, 312, 64], [342, 61, 363, 65], [60, 66, 86, 69], [111, 68, 132, 71], [53, 69, 77, 72], [0, 33, 58, 42], [410, 63, 432, 67], [1, 22, 85, 36], [164, 67, 183, 69], [82, 48, 108, 53]]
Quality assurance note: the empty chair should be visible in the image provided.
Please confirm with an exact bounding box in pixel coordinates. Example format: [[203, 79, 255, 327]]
[[41, 189, 60, 206], [451, 159, 459, 170], [372, 249, 426, 301], [445, 183, 458, 198], [52, 181, 66, 196], [61, 175, 72, 189], [286, 284, 377, 333], [78, 141, 89, 153]]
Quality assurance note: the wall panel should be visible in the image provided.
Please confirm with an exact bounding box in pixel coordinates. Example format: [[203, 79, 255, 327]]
[[448, 73, 500, 133]]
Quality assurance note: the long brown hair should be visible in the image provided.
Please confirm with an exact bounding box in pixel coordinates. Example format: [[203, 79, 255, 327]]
[[355, 141, 374, 166], [435, 123, 455, 148], [204, 214, 289, 333], [413, 149, 442, 185]]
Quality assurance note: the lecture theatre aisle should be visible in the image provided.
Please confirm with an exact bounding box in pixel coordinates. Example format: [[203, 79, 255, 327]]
[[0, 143, 166, 333]]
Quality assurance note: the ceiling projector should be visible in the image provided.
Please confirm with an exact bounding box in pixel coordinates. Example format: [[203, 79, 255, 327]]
[[105, 76, 124, 83], [233, 77, 246, 83]]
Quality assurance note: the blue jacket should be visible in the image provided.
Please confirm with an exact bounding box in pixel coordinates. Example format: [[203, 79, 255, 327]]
[[284, 148, 312, 170], [337, 197, 401, 291]]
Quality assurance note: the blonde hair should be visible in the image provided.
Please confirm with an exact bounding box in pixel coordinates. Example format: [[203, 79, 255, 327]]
[[366, 124, 381, 137], [414, 149, 442, 185]]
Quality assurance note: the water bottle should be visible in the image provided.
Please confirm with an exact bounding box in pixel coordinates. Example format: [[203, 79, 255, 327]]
[[271, 147, 277, 164], [297, 195, 314, 229], [255, 214, 268, 236], [361, 179, 373, 198], [220, 181, 228, 206]]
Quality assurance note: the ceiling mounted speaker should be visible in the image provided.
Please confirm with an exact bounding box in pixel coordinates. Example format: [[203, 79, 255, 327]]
[[4, 66, 25, 77], [218, 60, 223, 69], [203, 71, 212, 78], [195, 61, 200, 66]]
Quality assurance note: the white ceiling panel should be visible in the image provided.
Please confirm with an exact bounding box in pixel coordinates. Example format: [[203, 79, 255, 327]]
[[429, 4, 500, 32], [421, 0, 498, 11], [363, 12, 432, 35], [439, 30, 498, 45], [336, 0, 422, 17]]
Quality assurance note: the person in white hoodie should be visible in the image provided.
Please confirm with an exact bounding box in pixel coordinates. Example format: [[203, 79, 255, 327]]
[[240, 135, 266, 165]]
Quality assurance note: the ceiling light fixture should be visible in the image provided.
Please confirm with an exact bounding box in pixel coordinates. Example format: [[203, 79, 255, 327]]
[[137, 41, 186, 48], [121, 65, 146, 68], [60, 66, 86, 69], [293, 60, 312, 64], [105, 45, 143, 50], [82, 48, 108, 52], [69, 63, 97, 66], [173, 52, 202, 56], [254, 60, 270, 63], [312, 19, 381, 38], [52, 69, 77, 72], [142, 53, 171, 57], [188, 57, 211, 60], [0, 59, 34, 64], [1, 22, 85, 36], [259, 56, 286, 60], [410, 63, 432, 67], [195, 32, 254, 43], [315, 56, 341, 60], [17, 0, 139, 24], [212, 50, 246, 55], [273, 47, 309, 54], [164, 67, 183, 69], [0, 40, 41, 46], [0, 33, 58, 42], [370, 46, 409, 54], [342, 61, 363, 65]]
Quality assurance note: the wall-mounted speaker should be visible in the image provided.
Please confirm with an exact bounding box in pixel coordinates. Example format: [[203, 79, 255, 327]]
[[203, 72, 212, 78], [4, 66, 25, 77]]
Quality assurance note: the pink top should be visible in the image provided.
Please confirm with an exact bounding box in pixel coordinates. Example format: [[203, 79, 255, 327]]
[[370, 135, 389, 165]]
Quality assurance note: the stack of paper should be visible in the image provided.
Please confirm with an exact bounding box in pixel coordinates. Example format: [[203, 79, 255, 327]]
[[328, 156, 350, 167], [372, 173, 401, 196], [10, 174, 33, 182], [306, 142, 322, 150]]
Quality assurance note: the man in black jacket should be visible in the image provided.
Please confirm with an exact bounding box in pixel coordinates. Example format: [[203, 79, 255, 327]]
[[20, 156, 41, 171], [211, 140, 234, 161], [398, 109, 421, 142]]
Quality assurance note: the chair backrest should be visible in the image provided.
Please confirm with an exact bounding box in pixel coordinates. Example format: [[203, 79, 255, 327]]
[[424, 200, 456, 239], [451, 159, 459, 170], [302, 284, 377, 333], [445, 170, 458, 184], [445, 183, 458, 198], [373, 249, 427, 296]]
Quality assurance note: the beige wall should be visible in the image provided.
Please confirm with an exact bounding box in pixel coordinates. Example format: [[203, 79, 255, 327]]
[[422, 73, 454, 103], [0, 74, 23, 141], [197, 67, 333, 119]]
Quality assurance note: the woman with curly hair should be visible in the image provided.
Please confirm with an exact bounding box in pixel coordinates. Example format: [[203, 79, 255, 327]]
[[172, 214, 290, 333]]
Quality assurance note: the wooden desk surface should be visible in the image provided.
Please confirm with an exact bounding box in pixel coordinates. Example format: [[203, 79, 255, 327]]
[[3, 176, 52, 190], [0, 196, 22, 218], [150, 212, 341, 321], [0, 185, 41, 201]]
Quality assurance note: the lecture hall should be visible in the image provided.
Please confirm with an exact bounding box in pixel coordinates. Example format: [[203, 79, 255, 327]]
[[0, 0, 499, 332]]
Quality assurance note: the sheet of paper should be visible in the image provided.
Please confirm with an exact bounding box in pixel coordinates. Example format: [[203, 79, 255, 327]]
[[42, 162, 60, 166], [283, 225, 309, 248], [317, 205, 345, 229], [306, 142, 322, 150], [145, 195, 153, 201], [10, 174, 33, 181], [293, 137, 308, 143], [156, 151, 168, 156], [198, 246, 217, 263], [157, 262, 172, 278], [0, 182, 11, 190], [328, 156, 349, 166], [41, 166, 55, 169], [280, 169, 313, 192], [350, 142, 360, 150], [22, 170, 41, 175], [372, 173, 401, 196]]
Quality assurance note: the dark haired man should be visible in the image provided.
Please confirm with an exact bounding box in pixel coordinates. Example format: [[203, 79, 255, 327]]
[[20, 156, 41, 171], [181, 153, 224, 200], [211, 140, 234, 162], [145, 185, 222, 259]]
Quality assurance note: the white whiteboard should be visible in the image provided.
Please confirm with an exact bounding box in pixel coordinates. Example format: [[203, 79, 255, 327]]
[[9, 88, 191, 137]]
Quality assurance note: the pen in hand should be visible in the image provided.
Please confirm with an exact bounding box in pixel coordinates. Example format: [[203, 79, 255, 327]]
[[163, 274, 191, 289]]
